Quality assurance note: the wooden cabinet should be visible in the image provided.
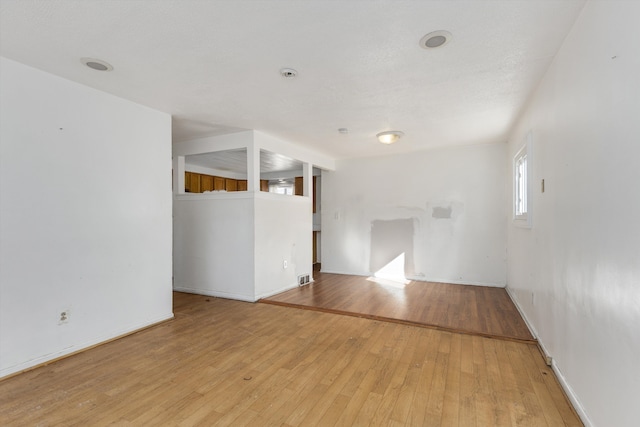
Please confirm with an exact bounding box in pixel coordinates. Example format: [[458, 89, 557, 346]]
[[313, 231, 318, 263], [214, 176, 225, 191], [313, 176, 317, 213], [292, 176, 317, 209], [294, 176, 303, 196], [225, 178, 238, 192], [200, 174, 214, 192], [184, 172, 257, 193], [185, 172, 201, 193], [185, 172, 192, 192], [261, 180, 269, 192]]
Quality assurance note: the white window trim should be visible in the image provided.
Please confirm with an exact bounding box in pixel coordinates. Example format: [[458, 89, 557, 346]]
[[513, 132, 533, 228]]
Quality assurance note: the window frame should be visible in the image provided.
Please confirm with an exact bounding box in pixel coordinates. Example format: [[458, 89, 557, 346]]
[[513, 133, 533, 228]]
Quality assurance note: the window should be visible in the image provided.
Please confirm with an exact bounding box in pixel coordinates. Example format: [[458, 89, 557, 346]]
[[514, 133, 532, 227], [515, 150, 527, 218], [269, 179, 294, 195]]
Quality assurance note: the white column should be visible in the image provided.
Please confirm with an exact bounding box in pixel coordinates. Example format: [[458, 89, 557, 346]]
[[247, 143, 260, 192], [173, 155, 185, 195], [303, 162, 313, 199]]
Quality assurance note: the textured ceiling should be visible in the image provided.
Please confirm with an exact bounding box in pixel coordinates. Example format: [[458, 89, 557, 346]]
[[0, 0, 585, 159]]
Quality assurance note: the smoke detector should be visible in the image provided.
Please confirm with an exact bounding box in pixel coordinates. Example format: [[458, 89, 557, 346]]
[[280, 68, 298, 78]]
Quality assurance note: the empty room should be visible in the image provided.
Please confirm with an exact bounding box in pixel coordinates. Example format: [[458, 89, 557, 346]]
[[1, 1, 638, 426]]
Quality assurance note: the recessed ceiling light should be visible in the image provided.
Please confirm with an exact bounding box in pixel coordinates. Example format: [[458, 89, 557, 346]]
[[376, 131, 404, 144], [81, 57, 113, 71], [338, 128, 349, 134], [419, 30, 452, 49], [280, 68, 298, 78]]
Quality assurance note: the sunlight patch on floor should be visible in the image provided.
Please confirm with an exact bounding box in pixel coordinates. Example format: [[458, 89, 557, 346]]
[[369, 253, 410, 288]]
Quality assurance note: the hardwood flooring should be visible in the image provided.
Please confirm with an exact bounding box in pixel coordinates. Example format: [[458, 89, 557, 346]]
[[0, 292, 580, 426], [262, 273, 535, 343]]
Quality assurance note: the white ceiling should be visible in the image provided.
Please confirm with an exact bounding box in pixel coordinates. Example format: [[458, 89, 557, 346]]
[[187, 149, 302, 174], [0, 0, 585, 159]]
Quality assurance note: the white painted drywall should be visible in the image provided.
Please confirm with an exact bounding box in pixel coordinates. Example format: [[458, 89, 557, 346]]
[[254, 192, 312, 299], [321, 143, 507, 286], [506, 2, 640, 426], [173, 194, 255, 301], [0, 57, 173, 378], [173, 130, 327, 302], [173, 130, 335, 172], [172, 190, 312, 301]]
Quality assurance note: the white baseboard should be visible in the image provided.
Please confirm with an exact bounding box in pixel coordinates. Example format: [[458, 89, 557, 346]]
[[551, 359, 594, 427], [504, 286, 539, 340], [173, 286, 256, 302], [319, 269, 371, 277], [255, 283, 301, 300], [175, 280, 314, 303], [505, 286, 593, 427], [319, 270, 505, 288], [0, 312, 174, 380]]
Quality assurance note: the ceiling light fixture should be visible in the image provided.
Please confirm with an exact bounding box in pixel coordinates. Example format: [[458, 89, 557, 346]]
[[419, 30, 452, 49], [376, 131, 404, 144], [81, 57, 113, 71]]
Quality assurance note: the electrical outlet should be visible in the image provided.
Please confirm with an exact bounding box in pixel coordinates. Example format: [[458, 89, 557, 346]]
[[283, 260, 287, 269]]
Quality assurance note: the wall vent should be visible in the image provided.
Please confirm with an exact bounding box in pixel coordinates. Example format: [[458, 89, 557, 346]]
[[298, 274, 311, 286]]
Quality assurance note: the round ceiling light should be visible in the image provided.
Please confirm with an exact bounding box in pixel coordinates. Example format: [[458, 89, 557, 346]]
[[81, 57, 113, 71], [419, 30, 452, 49], [376, 131, 404, 144]]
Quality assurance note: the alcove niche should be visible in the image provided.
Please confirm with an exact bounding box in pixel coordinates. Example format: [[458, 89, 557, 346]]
[[172, 130, 333, 301]]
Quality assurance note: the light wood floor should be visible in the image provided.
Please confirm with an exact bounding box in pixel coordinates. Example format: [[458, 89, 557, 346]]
[[262, 273, 535, 343], [0, 292, 581, 426]]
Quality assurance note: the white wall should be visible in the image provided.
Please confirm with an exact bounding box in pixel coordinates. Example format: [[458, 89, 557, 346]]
[[506, 2, 640, 426], [0, 57, 173, 378], [321, 143, 507, 286], [173, 194, 255, 301], [173, 192, 311, 301], [254, 193, 312, 299], [173, 129, 326, 302]]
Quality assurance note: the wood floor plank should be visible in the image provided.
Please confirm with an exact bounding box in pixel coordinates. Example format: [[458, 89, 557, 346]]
[[261, 272, 536, 342], [334, 368, 380, 426], [0, 292, 582, 426], [352, 391, 384, 426], [441, 333, 462, 426], [457, 334, 477, 427], [389, 365, 420, 425], [423, 332, 451, 426], [312, 392, 349, 425]]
